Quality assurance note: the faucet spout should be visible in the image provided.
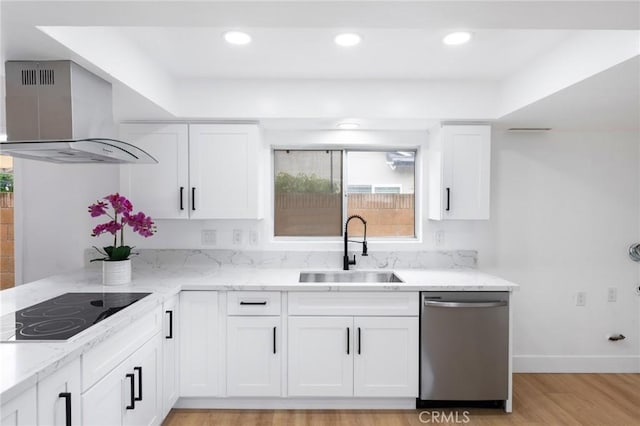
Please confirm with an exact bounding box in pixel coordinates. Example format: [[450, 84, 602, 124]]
[[343, 215, 368, 271]]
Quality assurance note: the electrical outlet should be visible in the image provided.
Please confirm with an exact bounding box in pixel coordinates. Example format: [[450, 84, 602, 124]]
[[607, 287, 617, 302], [233, 229, 243, 245], [249, 230, 259, 246], [576, 292, 587, 307], [201, 229, 216, 245], [435, 230, 445, 247]]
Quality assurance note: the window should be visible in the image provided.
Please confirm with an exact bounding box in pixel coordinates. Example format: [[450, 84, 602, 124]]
[[274, 150, 343, 236], [346, 151, 415, 237], [274, 149, 416, 238]]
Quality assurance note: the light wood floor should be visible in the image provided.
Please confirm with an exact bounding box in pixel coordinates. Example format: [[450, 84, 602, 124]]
[[163, 374, 640, 426]]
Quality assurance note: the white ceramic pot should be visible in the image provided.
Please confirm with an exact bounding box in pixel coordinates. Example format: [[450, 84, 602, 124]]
[[102, 259, 132, 285]]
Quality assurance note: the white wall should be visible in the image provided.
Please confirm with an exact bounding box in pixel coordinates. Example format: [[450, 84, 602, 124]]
[[17, 160, 119, 283], [481, 130, 640, 372], [16, 126, 640, 372]]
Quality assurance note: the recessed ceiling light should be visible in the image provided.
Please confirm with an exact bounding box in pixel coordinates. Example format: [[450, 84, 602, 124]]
[[337, 122, 360, 130], [334, 33, 361, 47], [442, 32, 472, 46], [223, 31, 252, 45]]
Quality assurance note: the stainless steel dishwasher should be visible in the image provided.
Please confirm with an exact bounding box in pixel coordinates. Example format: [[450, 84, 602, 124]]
[[419, 291, 509, 405]]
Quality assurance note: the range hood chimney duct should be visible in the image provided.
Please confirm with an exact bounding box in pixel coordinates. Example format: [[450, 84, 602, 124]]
[[1, 60, 157, 164]]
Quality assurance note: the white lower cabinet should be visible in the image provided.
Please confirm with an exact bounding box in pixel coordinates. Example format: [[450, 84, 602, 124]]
[[288, 316, 418, 398], [82, 333, 162, 426], [162, 295, 179, 417], [0, 386, 37, 426], [288, 316, 354, 397], [179, 291, 219, 396], [38, 358, 81, 426], [226, 316, 281, 396], [353, 317, 419, 397]]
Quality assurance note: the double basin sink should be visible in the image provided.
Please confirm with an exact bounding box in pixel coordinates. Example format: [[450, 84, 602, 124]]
[[299, 271, 403, 283]]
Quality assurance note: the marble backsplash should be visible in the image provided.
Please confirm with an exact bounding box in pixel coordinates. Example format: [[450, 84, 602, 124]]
[[85, 249, 477, 271]]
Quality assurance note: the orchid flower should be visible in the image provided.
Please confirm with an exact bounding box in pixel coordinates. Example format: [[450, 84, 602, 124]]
[[89, 193, 156, 261]]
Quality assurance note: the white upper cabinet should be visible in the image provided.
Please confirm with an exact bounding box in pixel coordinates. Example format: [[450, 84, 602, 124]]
[[189, 124, 263, 219], [428, 124, 491, 220], [120, 123, 263, 220], [120, 123, 190, 219]]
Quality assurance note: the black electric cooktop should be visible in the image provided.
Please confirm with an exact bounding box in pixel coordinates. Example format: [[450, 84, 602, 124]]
[[2, 292, 150, 342]]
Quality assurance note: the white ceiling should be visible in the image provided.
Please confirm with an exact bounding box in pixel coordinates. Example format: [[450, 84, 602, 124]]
[[121, 27, 572, 80], [1, 1, 639, 131]]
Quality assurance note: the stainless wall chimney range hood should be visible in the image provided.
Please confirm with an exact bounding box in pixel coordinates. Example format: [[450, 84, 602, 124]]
[[1, 60, 157, 164]]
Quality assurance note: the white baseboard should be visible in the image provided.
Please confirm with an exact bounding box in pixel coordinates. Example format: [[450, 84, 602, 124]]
[[513, 355, 640, 373], [175, 397, 416, 410]]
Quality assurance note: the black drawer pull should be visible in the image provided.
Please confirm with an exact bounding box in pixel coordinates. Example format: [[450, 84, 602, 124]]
[[58, 392, 71, 426], [166, 310, 173, 339], [125, 374, 135, 410], [346, 327, 350, 355], [446, 187, 451, 211], [134, 366, 142, 401], [358, 327, 361, 355], [239, 301, 267, 306], [179, 187, 184, 210], [191, 187, 196, 211], [273, 326, 277, 354]]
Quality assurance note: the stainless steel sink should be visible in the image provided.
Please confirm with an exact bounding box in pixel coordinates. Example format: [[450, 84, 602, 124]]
[[299, 271, 403, 283]]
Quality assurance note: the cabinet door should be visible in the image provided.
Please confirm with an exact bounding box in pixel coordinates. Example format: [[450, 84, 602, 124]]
[[227, 316, 281, 397], [442, 124, 491, 220], [0, 386, 37, 426], [429, 124, 491, 220], [125, 334, 162, 426], [288, 316, 353, 397], [188, 124, 262, 219], [353, 317, 419, 397], [82, 361, 126, 426], [38, 358, 81, 426], [162, 295, 179, 417], [120, 123, 189, 219], [179, 291, 220, 396]]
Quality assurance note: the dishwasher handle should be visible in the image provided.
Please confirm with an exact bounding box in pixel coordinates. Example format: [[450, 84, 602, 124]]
[[423, 300, 507, 308]]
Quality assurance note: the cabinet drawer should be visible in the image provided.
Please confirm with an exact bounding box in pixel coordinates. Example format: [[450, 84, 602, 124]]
[[82, 306, 161, 392], [288, 292, 419, 316], [227, 291, 281, 315]]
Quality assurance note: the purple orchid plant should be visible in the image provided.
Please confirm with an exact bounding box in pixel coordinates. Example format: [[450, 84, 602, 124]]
[[89, 193, 156, 261]]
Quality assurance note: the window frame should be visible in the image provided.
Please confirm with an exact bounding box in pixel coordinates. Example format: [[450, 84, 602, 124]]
[[271, 146, 421, 242]]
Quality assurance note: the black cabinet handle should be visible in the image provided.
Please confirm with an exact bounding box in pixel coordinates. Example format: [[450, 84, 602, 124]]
[[346, 327, 350, 355], [191, 187, 196, 211], [446, 187, 451, 211], [166, 310, 173, 339], [239, 301, 267, 305], [358, 327, 361, 355], [125, 374, 135, 410], [134, 366, 142, 401], [273, 326, 277, 354], [58, 392, 71, 426], [179, 187, 184, 211]]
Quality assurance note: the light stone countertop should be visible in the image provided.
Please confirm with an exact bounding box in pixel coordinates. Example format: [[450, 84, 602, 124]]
[[0, 264, 518, 402]]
